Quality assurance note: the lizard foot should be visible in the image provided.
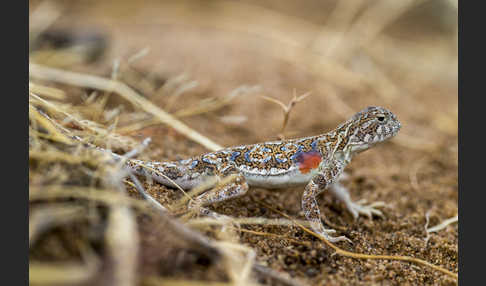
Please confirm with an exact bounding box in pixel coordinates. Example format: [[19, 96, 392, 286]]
[[346, 199, 387, 220], [320, 231, 352, 244], [317, 226, 352, 243]]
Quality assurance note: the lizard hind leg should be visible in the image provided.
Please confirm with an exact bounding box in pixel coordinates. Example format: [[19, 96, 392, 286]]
[[328, 176, 386, 220], [187, 165, 249, 221]]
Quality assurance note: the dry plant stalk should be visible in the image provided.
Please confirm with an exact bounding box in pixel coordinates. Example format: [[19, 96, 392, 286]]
[[215, 241, 257, 286], [328, 0, 425, 61], [29, 104, 73, 145], [116, 85, 259, 135], [258, 201, 458, 281], [29, 63, 223, 151], [105, 204, 139, 286], [127, 160, 190, 207], [29, 205, 86, 246], [29, 0, 62, 47], [142, 277, 236, 286], [409, 157, 428, 192], [29, 185, 150, 210], [29, 259, 99, 286], [174, 85, 260, 117], [236, 228, 311, 247], [261, 90, 311, 139], [171, 174, 238, 211], [187, 217, 311, 228], [30, 92, 138, 150], [29, 82, 66, 100]]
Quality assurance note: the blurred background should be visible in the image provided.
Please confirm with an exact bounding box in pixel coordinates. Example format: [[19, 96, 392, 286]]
[[29, 0, 458, 145], [29, 1, 458, 285]]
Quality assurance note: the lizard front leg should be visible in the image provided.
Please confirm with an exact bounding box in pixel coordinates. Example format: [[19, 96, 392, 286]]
[[328, 176, 386, 220], [302, 160, 351, 243]]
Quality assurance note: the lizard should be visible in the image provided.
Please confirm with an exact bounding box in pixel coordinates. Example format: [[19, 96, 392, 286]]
[[124, 106, 401, 243]]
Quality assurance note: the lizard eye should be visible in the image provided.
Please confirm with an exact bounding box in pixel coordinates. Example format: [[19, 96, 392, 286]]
[[377, 115, 386, 122]]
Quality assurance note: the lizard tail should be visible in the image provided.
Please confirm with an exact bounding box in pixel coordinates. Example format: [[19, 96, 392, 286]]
[[125, 158, 200, 190]]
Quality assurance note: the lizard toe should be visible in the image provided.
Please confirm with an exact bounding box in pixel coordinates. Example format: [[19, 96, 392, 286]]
[[326, 234, 352, 244]]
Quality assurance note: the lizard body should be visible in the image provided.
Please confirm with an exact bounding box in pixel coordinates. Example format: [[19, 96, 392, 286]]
[[126, 106, 401, 242]]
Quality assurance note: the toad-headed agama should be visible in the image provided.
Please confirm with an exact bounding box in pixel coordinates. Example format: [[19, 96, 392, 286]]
[[124, 106, 401, 243]]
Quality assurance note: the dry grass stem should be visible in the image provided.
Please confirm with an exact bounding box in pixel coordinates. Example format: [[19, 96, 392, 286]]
[[214, 241, 258, 286], [424, 211, 431, 244], [29, 82, 66, 100], [115, 117, 160, 134], [258, 201, 458, 281], [30, 93, 133, 146], [29, 103, 73, 145], [143, 277, 234, 286], [409, 157, 427, 192], [29, 242, 100, 285], [29, 185, 150, 210], [29, 260, 99, 286], [261, 90, 311, 139], [171, 174, 238, 211], [129, 160, 190, 204], [126, 174, 169, 213], [29, 0, 61, 47], [187, 217, 311, 228], [105, 204, 139, 286], [164, 80, 199, 112], [311, 0, 366, 57], [237, 228, 312, 247], [29, 63, 224, 151], [326, 0, 425, 61], [174, 85, 260, 118], [127, 47, 151, 64], [29, 205, 86, 246]]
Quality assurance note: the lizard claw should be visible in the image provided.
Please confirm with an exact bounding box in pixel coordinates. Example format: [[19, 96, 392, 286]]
[[347, 200, 387, 220], [322, 233, 352, 244], [319, 227, 352, 244], [322, 228, 337, 234]]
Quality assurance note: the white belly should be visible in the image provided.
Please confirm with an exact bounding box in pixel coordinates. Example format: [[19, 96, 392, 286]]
[[242, 168, 319, 189]]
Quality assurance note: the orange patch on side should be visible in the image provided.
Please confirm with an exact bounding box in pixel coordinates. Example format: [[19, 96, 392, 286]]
[[297, 152, 322, 174]]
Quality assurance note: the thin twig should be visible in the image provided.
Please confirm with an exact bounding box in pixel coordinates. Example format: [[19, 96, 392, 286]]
[[258, 201, 458, 280], [261, 89, 311, 139], [409, 157, 427, 192], [187, 217, 311, 228], [174, 85, 260, 118], [424, 211, 431, 245], [127, 173, 168, 213]]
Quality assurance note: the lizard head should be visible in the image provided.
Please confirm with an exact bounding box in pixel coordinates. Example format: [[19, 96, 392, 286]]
[[346, 106, 401, 153]]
